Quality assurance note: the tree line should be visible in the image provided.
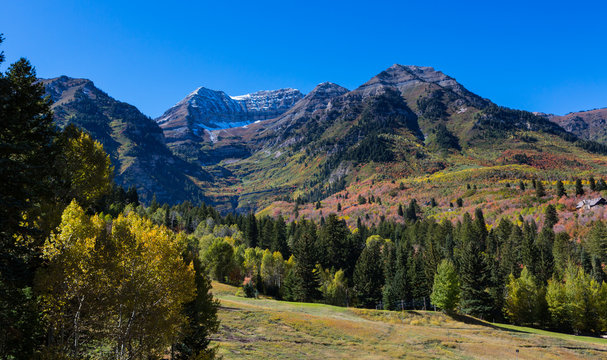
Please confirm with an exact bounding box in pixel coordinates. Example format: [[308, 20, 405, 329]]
[[141, 194, 607, 336]]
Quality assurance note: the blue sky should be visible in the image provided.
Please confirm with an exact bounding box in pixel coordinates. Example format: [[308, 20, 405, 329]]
[[1, 0, 606, 117]]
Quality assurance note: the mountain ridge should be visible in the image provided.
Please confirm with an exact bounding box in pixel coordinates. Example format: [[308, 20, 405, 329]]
[[41, 66, 607, 213]]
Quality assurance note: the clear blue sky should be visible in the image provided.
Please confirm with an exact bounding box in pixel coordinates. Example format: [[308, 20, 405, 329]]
[[2, 0, 606, 117]]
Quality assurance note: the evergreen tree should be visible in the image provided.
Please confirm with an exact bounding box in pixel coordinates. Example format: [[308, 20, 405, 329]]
[[260, 218, 274, 249], [575, 179, 584, 196], [459, 233, 492, 319], [271, 215, 289, 257], [519, 180, 526, 191], [397, 204, 404, 217], [292, 221, 321, 301], [544, 204, 558, 229], [125, 186, 139, 206], [535, 228, 554, 284], [556, 180, 567, 198], [354, 238, 385, 308], [456, 198, 463, 208], [174, 256, 220, 360], [318, 214, 352, 271], [405, 199, 419, 222], [245, 213, 258, 248], [474, 208, 488, 251], [552, 232, 572, 280], [501, 226, 523, 278], [521, 221, 538, 276], [589, 177, 597, 192], [535, 180, 546, 198], [0, 47, 57, 357]]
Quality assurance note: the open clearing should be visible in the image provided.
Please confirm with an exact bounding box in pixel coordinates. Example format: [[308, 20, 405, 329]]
[[210, 282, 607, 359]]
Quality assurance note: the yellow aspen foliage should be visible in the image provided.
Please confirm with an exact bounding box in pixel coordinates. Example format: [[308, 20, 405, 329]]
[[36, 200, 194, 359]]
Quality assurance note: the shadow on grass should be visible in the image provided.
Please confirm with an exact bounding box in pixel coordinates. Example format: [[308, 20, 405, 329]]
[[448, 313, 528, 334]]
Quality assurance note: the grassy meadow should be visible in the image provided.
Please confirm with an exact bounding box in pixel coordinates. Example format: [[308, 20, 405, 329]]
[[210, 282, 607, 359]]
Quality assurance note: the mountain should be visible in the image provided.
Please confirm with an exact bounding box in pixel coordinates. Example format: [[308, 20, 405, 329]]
[[194, 64, 607, 213], [156, 87, 303, 142], [43, 66, 607, 215], [42, 76, 210, 204], [544, 108, 607, 144], [155, 86, 303, 165]]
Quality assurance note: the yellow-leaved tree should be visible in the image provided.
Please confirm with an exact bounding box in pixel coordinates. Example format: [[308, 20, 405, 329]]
[[36, 201, 194, 359]]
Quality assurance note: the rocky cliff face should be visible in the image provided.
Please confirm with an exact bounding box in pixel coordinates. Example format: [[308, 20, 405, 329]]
[[155, 86, 303, 144], [545, 108, 607, 144], [42, 76, 210, 204]]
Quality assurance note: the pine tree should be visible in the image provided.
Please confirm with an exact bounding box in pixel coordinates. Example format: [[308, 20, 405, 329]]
[[521, 221, 538, 276], [0, 47, 58, 357], [535, 228, 554, 284], [271, 215, 289, 257], [459, 231, 492, 319], [535, 180, 546, 198], [456, 198, 463, 208], [430, 198, 437, 207], [318, 214, 352, 271], [589, 177, 596, 192], [405, 199, 419, 222], [474, 208, 488, 251], [245, 213, 258, 248], [292, 221, 320, 301], [519, 181, 526, 191], [174, 257, 220, 360], [575, 179, 584, 196], [501, 226, 523, 278], [556, 180, 566, 198], [552, 232, 572, 280], [544, 204, 558, 229], [397, 204, 404, 217], [354, 238, 385, 308]]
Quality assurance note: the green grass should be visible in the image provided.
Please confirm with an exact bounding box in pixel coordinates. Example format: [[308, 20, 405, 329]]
[[211, 282, 607, 359], [491, 323, 607, 346]]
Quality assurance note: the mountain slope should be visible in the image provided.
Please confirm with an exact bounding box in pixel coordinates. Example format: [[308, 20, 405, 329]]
[[545, 108, 607, 144], [43, 76, 210, 204], [43, 66, 607, 214], [195, 65, 607, 213]]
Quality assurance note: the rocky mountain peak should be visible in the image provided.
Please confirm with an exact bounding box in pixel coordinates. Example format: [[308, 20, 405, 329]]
[[355, 64, 488, 108], [156, 86, 304, 143], [42, 76, 97, 107]]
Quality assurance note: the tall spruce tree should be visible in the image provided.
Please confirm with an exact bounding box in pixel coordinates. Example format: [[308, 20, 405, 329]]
[[292, 220, 320, 301], [458, 221, 492, 319], [354, 237, 385, 308], [544, 204, 558, 229], [245, 212, 258, 248], [318, 214, 351, 271], [174, 256, 220, 359], [270, 215, 289, 257], [0, 42, 57, 357]]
